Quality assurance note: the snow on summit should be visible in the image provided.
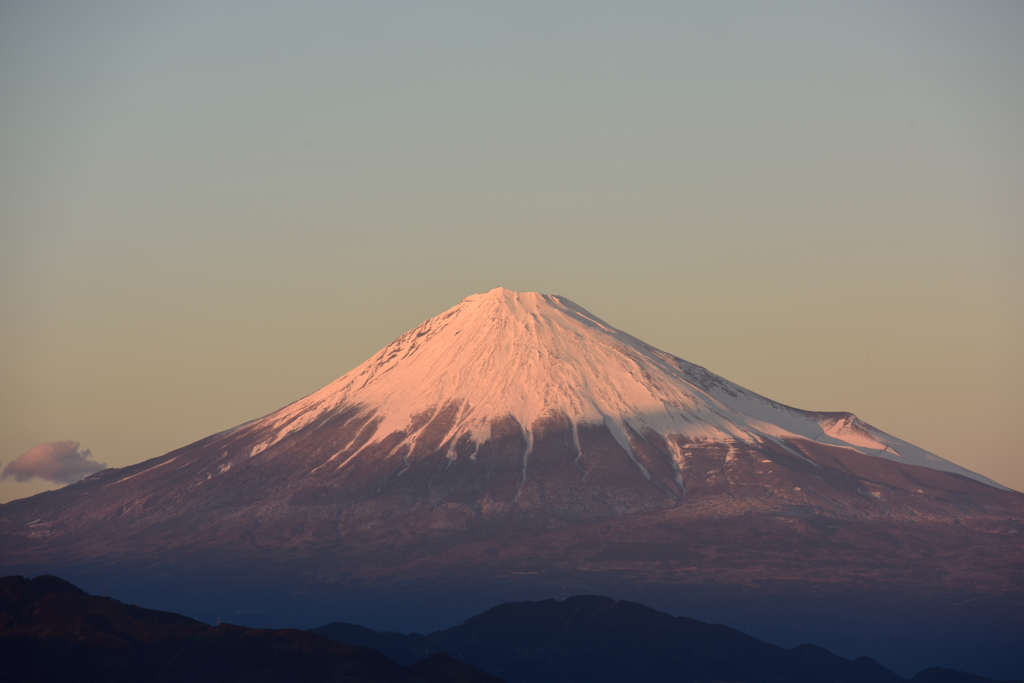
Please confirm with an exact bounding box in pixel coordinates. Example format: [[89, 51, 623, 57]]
[[249, 287, 1005, 489], [5, 293, 1021, 649]]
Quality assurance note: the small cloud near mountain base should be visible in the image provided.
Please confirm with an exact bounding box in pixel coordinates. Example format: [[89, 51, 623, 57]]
[[2, 441, 106, 484]]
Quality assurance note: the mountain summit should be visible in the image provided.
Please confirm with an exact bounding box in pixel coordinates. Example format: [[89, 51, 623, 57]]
[[254, 287, 1002, 494], [1, 289, 1022, 645]]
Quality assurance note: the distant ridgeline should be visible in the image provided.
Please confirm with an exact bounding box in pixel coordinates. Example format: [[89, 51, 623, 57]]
[[310, 594, 1024, 683], [0, 575, 499, 683], [1, 574, 1019, 683]]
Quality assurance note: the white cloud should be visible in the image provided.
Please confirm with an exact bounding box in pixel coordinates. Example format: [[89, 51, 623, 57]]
[[2, 441, 107, 484]]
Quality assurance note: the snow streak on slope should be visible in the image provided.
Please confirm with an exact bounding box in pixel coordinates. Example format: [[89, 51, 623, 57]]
[[247, 288, 1005, 490]]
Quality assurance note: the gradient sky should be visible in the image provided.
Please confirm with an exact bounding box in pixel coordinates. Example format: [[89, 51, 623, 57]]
[[2, 1, 1022, 503]]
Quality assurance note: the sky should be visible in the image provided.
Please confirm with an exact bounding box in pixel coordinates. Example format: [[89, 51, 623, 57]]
[[1, 1, 1022, 503]]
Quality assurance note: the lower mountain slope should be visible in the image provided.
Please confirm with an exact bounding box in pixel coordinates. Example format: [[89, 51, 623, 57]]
[[2, 410, 1019, 594]]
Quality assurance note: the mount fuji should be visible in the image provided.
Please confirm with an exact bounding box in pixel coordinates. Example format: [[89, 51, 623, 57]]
[[2, 288, 1022, 675]]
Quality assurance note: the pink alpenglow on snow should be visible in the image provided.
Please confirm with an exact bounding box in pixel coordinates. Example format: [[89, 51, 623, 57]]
[[252, 287, 1004, 490]]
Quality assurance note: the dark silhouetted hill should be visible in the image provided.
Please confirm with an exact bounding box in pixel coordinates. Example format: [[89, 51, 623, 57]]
[[313, 595, 1021, 683], [0, 574, 501, 683]]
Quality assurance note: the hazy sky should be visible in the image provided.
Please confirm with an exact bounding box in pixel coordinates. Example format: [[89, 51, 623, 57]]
[[2, 1, 1022, 503]]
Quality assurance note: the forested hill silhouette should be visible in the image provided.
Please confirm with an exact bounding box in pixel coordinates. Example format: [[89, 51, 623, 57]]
[[312, 595, 1021, 683], [0, 574, 500, 683]]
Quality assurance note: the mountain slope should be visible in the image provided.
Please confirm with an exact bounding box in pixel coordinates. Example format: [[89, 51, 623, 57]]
[[1, 288, 1021, 676]]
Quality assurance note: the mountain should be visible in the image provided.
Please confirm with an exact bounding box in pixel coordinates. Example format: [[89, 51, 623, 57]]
[[312, 595, 1020, 683], [1, 288, 1022, 677], [0, 574, 501, 683]]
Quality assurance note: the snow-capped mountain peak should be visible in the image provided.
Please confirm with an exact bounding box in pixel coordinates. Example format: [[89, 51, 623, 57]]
[[247, 288, 1002, 489], [4, 288, 1021, 619]]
